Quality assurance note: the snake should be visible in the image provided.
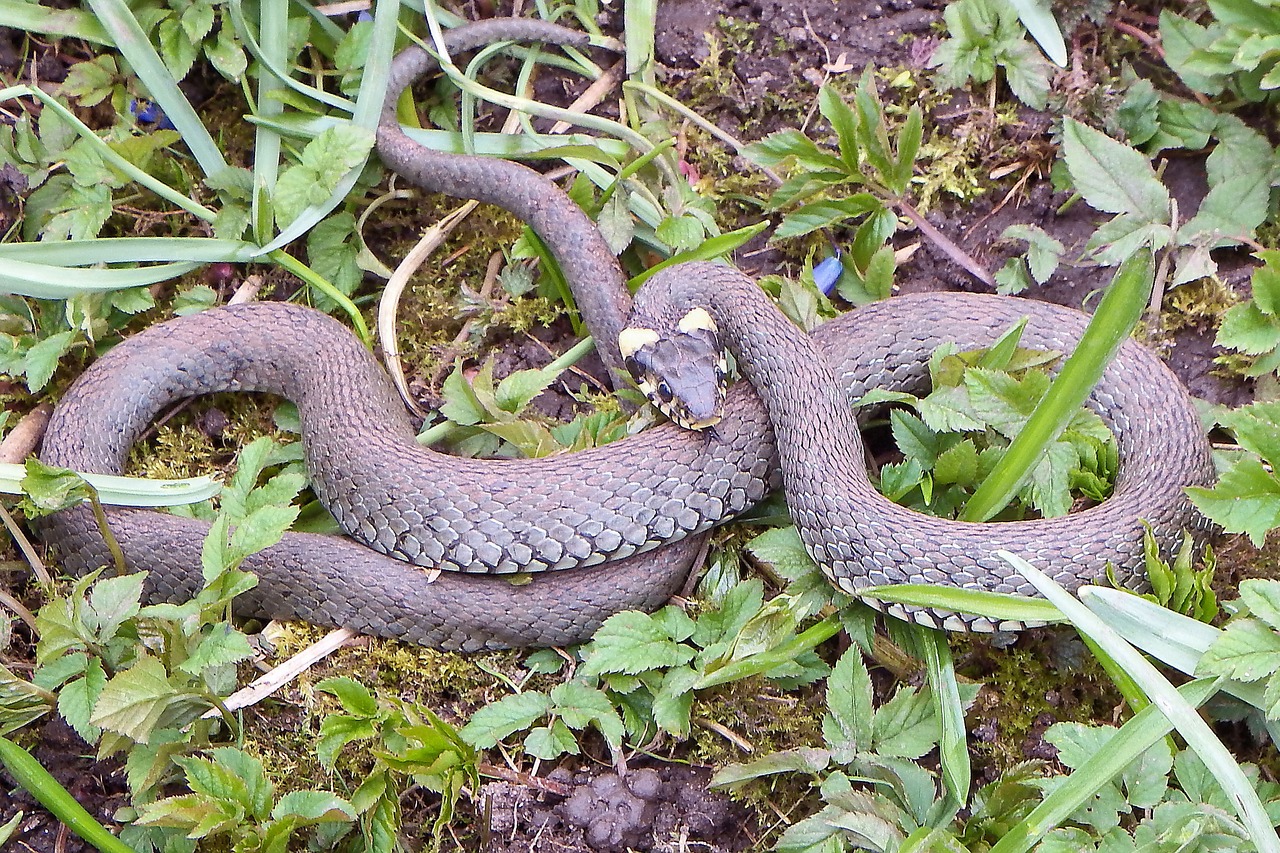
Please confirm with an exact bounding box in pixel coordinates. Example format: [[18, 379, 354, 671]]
[[35, 19, 1215, 651]]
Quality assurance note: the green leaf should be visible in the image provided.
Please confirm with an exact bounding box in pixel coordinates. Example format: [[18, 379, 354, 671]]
[[822, 648, 873, 758], [523, 720, 579, 760], [57, 659, 105, 743], [271, 790, 355, 823], [90, 655, 181, 744], [22, 330, 77, 392], [549, 681, 624, 749], [651, 666, 699, 738], [578, 611, 697, 677], [316, 676, 378, 717], [86, 572, 145, 642], [315, 714, 377, 769], [774, 195, 882, 241], [818, 85, 860, 172], [273, 125, 375, 228], [1198, 618, 1280, 682], [1187, 457, 1280, 546], [1061, 118, 1170, 221], [1239, 579, 1280, 632], [934, 439, 979, 486], [459, 691, 553, 748], [871, 684, 939, 760], [743, 128, 846, 172], [178, 624, 253, 677]]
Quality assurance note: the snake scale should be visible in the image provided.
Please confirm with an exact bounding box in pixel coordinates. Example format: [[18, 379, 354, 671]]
[[36, 19, 1215, 650]]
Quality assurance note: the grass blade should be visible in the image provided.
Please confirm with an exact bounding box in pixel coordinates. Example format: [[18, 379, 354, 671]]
[[0, 737, 136, 853], [988, 677, 1223, 853], [0, 238, 256, 265], [961, 248, 1153, 522], [856, 583, 1064, 627], [82, 0, 229, 181], [0, 0, 109, 43], [1000, 550, 1280, 852], [0, 259, 203, 298], [0, 462, 220, 506], [1006, 0, 1068, 66]]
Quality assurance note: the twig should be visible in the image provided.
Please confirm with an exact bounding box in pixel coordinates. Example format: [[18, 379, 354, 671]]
[[477, 761, 572, 797], [0, 404, 52, 464], [205, 626, 363, 716], [0, 503, 51, 586], [895, 199, 996, 288]]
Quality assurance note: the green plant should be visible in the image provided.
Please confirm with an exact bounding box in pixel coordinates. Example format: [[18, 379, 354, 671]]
[[742, 76, 921, 306], [1160, 2, 1280, 103], [1054, 117, 1274, 285], [312, 677, 479, 851], [0, 437, 301, 802], [859, 323, 1118, 521], [929, 0, 1055, 110], [711, 646, 981, 852]]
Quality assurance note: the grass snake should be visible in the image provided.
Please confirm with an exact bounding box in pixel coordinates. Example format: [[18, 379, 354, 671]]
[[37, 19, 1215, 650]]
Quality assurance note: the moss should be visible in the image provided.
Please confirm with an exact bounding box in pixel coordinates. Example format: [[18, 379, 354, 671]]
[[958, 635, 1122, 773], [1162, 277, 1238, 334]]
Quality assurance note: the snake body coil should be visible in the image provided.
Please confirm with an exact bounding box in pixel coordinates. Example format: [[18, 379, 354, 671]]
[[36, 20, 1215, 649]]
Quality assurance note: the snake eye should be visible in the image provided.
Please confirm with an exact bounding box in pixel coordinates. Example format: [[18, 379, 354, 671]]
[[656, 380, 673, 401]]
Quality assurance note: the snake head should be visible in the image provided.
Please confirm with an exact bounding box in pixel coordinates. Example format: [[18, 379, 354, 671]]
[[619, 307, 729, 431]]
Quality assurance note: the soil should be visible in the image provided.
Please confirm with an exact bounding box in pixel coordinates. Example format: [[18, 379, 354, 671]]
[[0, 0, 1263, 851]]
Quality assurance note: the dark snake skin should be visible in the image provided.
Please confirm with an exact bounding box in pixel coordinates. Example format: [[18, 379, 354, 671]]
[[36, 20, 1215, 649]]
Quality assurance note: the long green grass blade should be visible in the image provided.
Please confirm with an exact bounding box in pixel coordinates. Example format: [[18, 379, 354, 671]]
[[962, 249, 1153, 522], [0, 238, 257, 265], [0, 86, 216, 223], [857, 583, 1064, 626], [630, 223, 770, 287], [1001, 551, 1280, 852], [253, 0, 398, 255], [907, 627, 969, 825], [0, 259, 203, 298], [988, 677, 1223, 853], [82, 0, 229, 181], [0, 462, 220, 506], [0, 737, 136, 853], [247, 0, 287, 244], [1080, 588, 1270, 711], [250, 114, 633, 159], [0, 0, 109, 43]]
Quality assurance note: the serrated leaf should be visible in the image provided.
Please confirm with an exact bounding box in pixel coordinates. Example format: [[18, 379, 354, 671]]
[[1187, 457, 1280, 546], [523, 720, 579, 759], [651, 666, 699, 738], [272, 790, 355, 823], [316, 714, 377, 769], [1239, 579, 1280, 632], [459, 691, 553, 748], [871, 684, 938, 759], [177, 623, 253, 677], [316, 676, 378, 717], [1198, 618, 1280, 681], [89, 655, 180, 744], [273, 125, 374, 227], [549, 681, 624, 749], [57, 660, 105, 743], [933, 439, 979, 486], [86, 572, 145, 642], [823, 648, 873, 757], [22, 330, 77, 392], [578, 611, 696, 677], [1061, 118, 1170, 221]]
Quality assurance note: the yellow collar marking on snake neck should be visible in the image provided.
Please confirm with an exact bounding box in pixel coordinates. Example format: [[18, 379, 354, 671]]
[[677, 307, 716, 334], [619, 327, 659, 357]]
